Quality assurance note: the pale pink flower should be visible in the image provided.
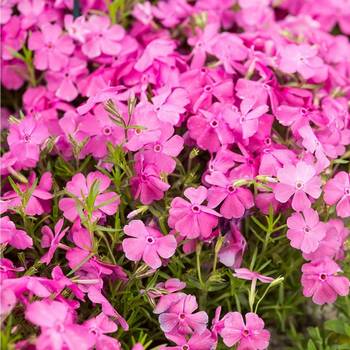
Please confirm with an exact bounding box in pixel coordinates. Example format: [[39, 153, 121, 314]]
[[274, 161, 322, 211], [286, 208, 327, 253], [28, 23, 74, 71], [158, 294, 208, 334], [168, 186, 221, 239], [301, 258, 349, 305], [122, 220, 177, 269], [0, 216, 32, 249], [206, 171, 254, 219], [25, 300, 94, 350], [324, 171, 350, 218], [220, 312, 270, 349], [59, 171, 120, 222]]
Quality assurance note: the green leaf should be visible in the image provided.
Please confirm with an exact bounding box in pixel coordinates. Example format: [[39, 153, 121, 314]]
[[325, 320, 347, 335], [307, 339, 317, 350]]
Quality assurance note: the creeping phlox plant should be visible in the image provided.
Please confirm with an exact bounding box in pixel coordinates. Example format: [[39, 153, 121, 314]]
[[1, 0, 350, 349]]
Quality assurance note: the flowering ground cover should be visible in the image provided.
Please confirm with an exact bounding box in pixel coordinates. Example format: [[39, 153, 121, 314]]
[[1, 0, 350, 349]]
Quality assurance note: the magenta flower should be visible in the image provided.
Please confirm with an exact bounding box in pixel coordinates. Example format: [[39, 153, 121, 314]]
[[0, 216, 32, 249], [274, 161, 322, 211], [59, 171, 120, 222], [301, 258, 350, 305], [233, 268, 275, 284], [46, 57, 87, 102], [122, 220, 177, 269], [28, 23, 74, 71], [0, 258, 24, 280], [158, 294, 208, 335], [220, 312, 270, 350], [40, 219, 68, 265], [324, 171, 350, 218], [287, 208, 327, 254], [279, 44, 327, 81], [168, 186, 221, 239], [130, 155, 170, 205], [83, 313, 121, 350], [223, 98, 269, 139], [151, 87, 189, 125], [25, 300, 94, 350], [206, 171, 254, 219], [82, 15, 125, 58]]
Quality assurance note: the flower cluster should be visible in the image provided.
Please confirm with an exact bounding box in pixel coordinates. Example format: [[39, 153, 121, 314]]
[[1, 0, 350, 349]]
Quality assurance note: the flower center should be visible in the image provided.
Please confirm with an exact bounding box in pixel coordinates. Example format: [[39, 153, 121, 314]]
[[146, 236, 155, 244], [242, 329, 250, 337], [141, 174, 148, 182], [304, 226, 311, 233], [23, 134, 31, 143], [295, 181, 304, 190], [90, 328, 98, 335], [55, 323, 65, 333], [240, 116, 246, 123], [319, 273, 327, 281], [135, 128, 142, 135], [103, 126, 112, 136], [154, 144, 162, 152], [300, 108, 308, 116], [182, 345, 189, 350], [345, 187, 350, 196], [210, 119, 219, 128], [227, 185, 236, 193], [191, 205, 200, 213], [204, 85, 212, 93], [47, 42, 53, 49], [179, 313, 186, 320], [264, 137, 271, 146]]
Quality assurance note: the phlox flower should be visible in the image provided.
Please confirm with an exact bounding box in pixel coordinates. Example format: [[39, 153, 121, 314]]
[[28, 23, 74, 71], [1, 16, 26, 60], [168, 186, 221, 239], [82, 15, 125, 58], [83, 313, 121, 350], [158, 294, 208, 335], [0, 258, 24, 280], [40, 219, 69, 265], [17, 0, 46, 30], [301, 258, 350, 305], [274, 160, 322, 211], [206, 171, 254, 219], [279, 44, 327, 81], [130, 154, 170, 205], [324, 171, 350, 218], [7, 116, 49, 168], [220, 312, 270, 350], [0, 216, 32, 249], [286, 208, 327, 253], [25, 300, 94, 350], [122, 220, 177, 269], [160, 329, 215, 350], [59, 171, 120, 222]]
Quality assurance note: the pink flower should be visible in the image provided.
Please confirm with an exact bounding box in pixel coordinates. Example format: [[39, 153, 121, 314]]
[[158, 294, 208, 334], [160, 329, 215, 350], [0, 216, 32, 249], [218, 224, 246, 269], [122, 220, 177, 269], [324, 171, 350, 218], [1, 16, 26, 60], [46, 57, 87, 102], [25, 300, 94, 350], [7, 116, 49, 168], [40, 219, 69, 265], [274, 161, 322, 211], [220, 312, 270, 350], [130, 155, 170, 205], [301, 258, 350, 305], [206, 171, 254, 219], [82, 15, 125, 58], [152, 87, 189, 125], [18, 0, 45, 29], [233, 268, 275, 283], [83, 313, 121, 350], [279, 44, 327, 81], [168, 186, 221, 239], [287, 208, 327, 253], [28, 23, 74, 71], [59, 171, 120, 222], [223, 99, 269, 139]]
